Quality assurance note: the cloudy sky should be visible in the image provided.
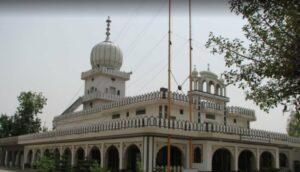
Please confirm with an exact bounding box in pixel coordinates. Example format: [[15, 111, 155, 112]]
[[0, 0, 290, 133]]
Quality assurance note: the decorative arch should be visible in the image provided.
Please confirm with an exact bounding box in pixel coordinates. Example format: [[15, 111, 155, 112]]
[[62, 148, 72, 169], [156, 145, 183, 167], [124, 144, 141, 171], [89, 146, 101, 164], [238, 149, 256, 172], [193, 147, 202, 163], [208, 81, 214, 94], [17, 151, 23, 167], [34, 149, 41, 162], [13, 150, 18, 167], [26, 150, 33, 165], [53, 148, 60, 169], [7, 150, 12, 166], [212, 148, 233, 172], [260, 151, 275, 170], [75, 147, 85, 166], [44, 149, 51, 158], [105, 145, 119, 172], [202, 81, 207, 92]]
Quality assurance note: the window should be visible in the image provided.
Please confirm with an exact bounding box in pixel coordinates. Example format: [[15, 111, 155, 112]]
[[112, 114, 120, 119], [164, 106, 168, 118], [109, 87, 116, 94], [234, 118, 237, 123], [180, 109, 184, 115], [126, 112, 129, 117], [224, 117, 227, 125], [106, 88, 108, 93], [97, 64, 100, 68], [91, 77, 94, 81], [117, 90, 120, 96], [89, 102, 93, 108], [206, 114, 215, 120], [159, 106, 163, 118], [193, 147, 202, 163], [198, 112, 201, 123], [247, 121, 250, 129], [136, 109, 146, 115], [111, 78, 116, 81]]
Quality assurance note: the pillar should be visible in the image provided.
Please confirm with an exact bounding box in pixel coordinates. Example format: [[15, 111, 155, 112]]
[[148, 136, 153, 172], [4, 149, 8, 167], [234, 146, 238, 171], [85, 145, 88, 159], [119, 142, 123, 170], [203, 142, 212, 171], [143, 137, 147, 172], [71, 146, 75, 166], [31, 149, 35, 166], [275, 149, 279, 168], [100, 143, 104, 168], [256, 148, 260, 171]]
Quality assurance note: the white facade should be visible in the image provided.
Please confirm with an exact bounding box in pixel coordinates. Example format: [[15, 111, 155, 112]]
[[0, 17, 300, 172]]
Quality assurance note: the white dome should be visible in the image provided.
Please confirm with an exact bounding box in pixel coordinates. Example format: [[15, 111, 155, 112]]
[[90, 41, 123, 70]]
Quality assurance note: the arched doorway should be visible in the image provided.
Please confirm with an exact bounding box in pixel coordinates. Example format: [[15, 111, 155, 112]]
[[106, 146, 119, 172], [53, 148, 60, 170], [26, 150, 33, 167], [212, 148, 233, 172], [7, 151, 12, 166], [89, 146, 101, 164], [13, 151, 18, 167], [75, 147, 85, 166], [62, 148, 72, 171], [238, 150, 256, 172], [125, 144, 141, 171], [35, 149, 41, 162], [18, 151, 23, 167], [44, 149, 51, 158], [193, 147, 202, 163], [156, 145, 183, 167], [260, 151, 274, 170], [279, 153, 288, 168]]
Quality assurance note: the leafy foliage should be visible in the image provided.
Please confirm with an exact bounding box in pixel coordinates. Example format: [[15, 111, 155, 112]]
[[34, 155, 55, 172], [90, 161, 108, 172], [287, 111, 300, 137], [0, 114, 13, 137], [0, 91, 47, 138], [205, 0, 299, 113]]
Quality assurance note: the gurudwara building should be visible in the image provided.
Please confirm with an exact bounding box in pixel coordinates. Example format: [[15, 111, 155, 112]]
[[0, 17, 300, 172]]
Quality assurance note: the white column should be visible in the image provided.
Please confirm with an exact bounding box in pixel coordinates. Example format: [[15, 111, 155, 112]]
[[256, 148, 260, 171], [119, 142, 123, 170], [100, 143, 104, 168], [148, 137, 153, 172], [234, 146, 238, 171], [4, 149, 8, 167], [85, 145, 88, 159], [31, 149, 35, 166], [275, 149, 279, 168], [203, 142, 212, 171], [143, 137, 147, 172], [71, 146, 75, 166]]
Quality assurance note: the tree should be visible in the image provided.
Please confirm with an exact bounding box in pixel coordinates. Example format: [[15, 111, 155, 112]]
[[11, 91, 47, 136], [287, 111, 300, 137], [205, 0, 299, 113], [0, 114, 13, 138]]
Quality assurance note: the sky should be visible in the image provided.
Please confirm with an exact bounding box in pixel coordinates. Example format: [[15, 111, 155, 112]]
[[0, 0, 290, 133]]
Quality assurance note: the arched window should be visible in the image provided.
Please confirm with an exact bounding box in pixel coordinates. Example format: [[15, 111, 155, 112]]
[[193, 147, 202, 163]]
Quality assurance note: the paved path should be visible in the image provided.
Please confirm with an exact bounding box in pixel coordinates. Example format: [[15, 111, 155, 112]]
[[0, 168, 35, 172]]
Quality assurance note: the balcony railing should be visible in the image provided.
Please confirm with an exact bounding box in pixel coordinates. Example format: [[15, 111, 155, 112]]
[[19, 116, 300, 144]]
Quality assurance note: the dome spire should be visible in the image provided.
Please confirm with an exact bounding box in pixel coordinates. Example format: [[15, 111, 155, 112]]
[[105, 16, 111, 41], [207, 63, 210, 71]]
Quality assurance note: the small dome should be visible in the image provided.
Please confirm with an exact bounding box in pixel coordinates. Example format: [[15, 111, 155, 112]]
[[192, 66, 198, 77], [90, 41, 123, 70], [199, 70, 218, 79], [90, 16, 123, 70]]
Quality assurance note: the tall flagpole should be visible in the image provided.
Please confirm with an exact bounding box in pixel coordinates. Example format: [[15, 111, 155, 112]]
[[167, 0, 172, 171], [188, 0, 193, 169]]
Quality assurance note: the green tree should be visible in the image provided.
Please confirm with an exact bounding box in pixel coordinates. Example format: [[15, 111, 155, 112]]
[[34, 155, 55, 172], [11, 91, 47, 136], [205, 0, 299, 113], [287, 111, 300, 137], [0, 114, 13, 138]]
